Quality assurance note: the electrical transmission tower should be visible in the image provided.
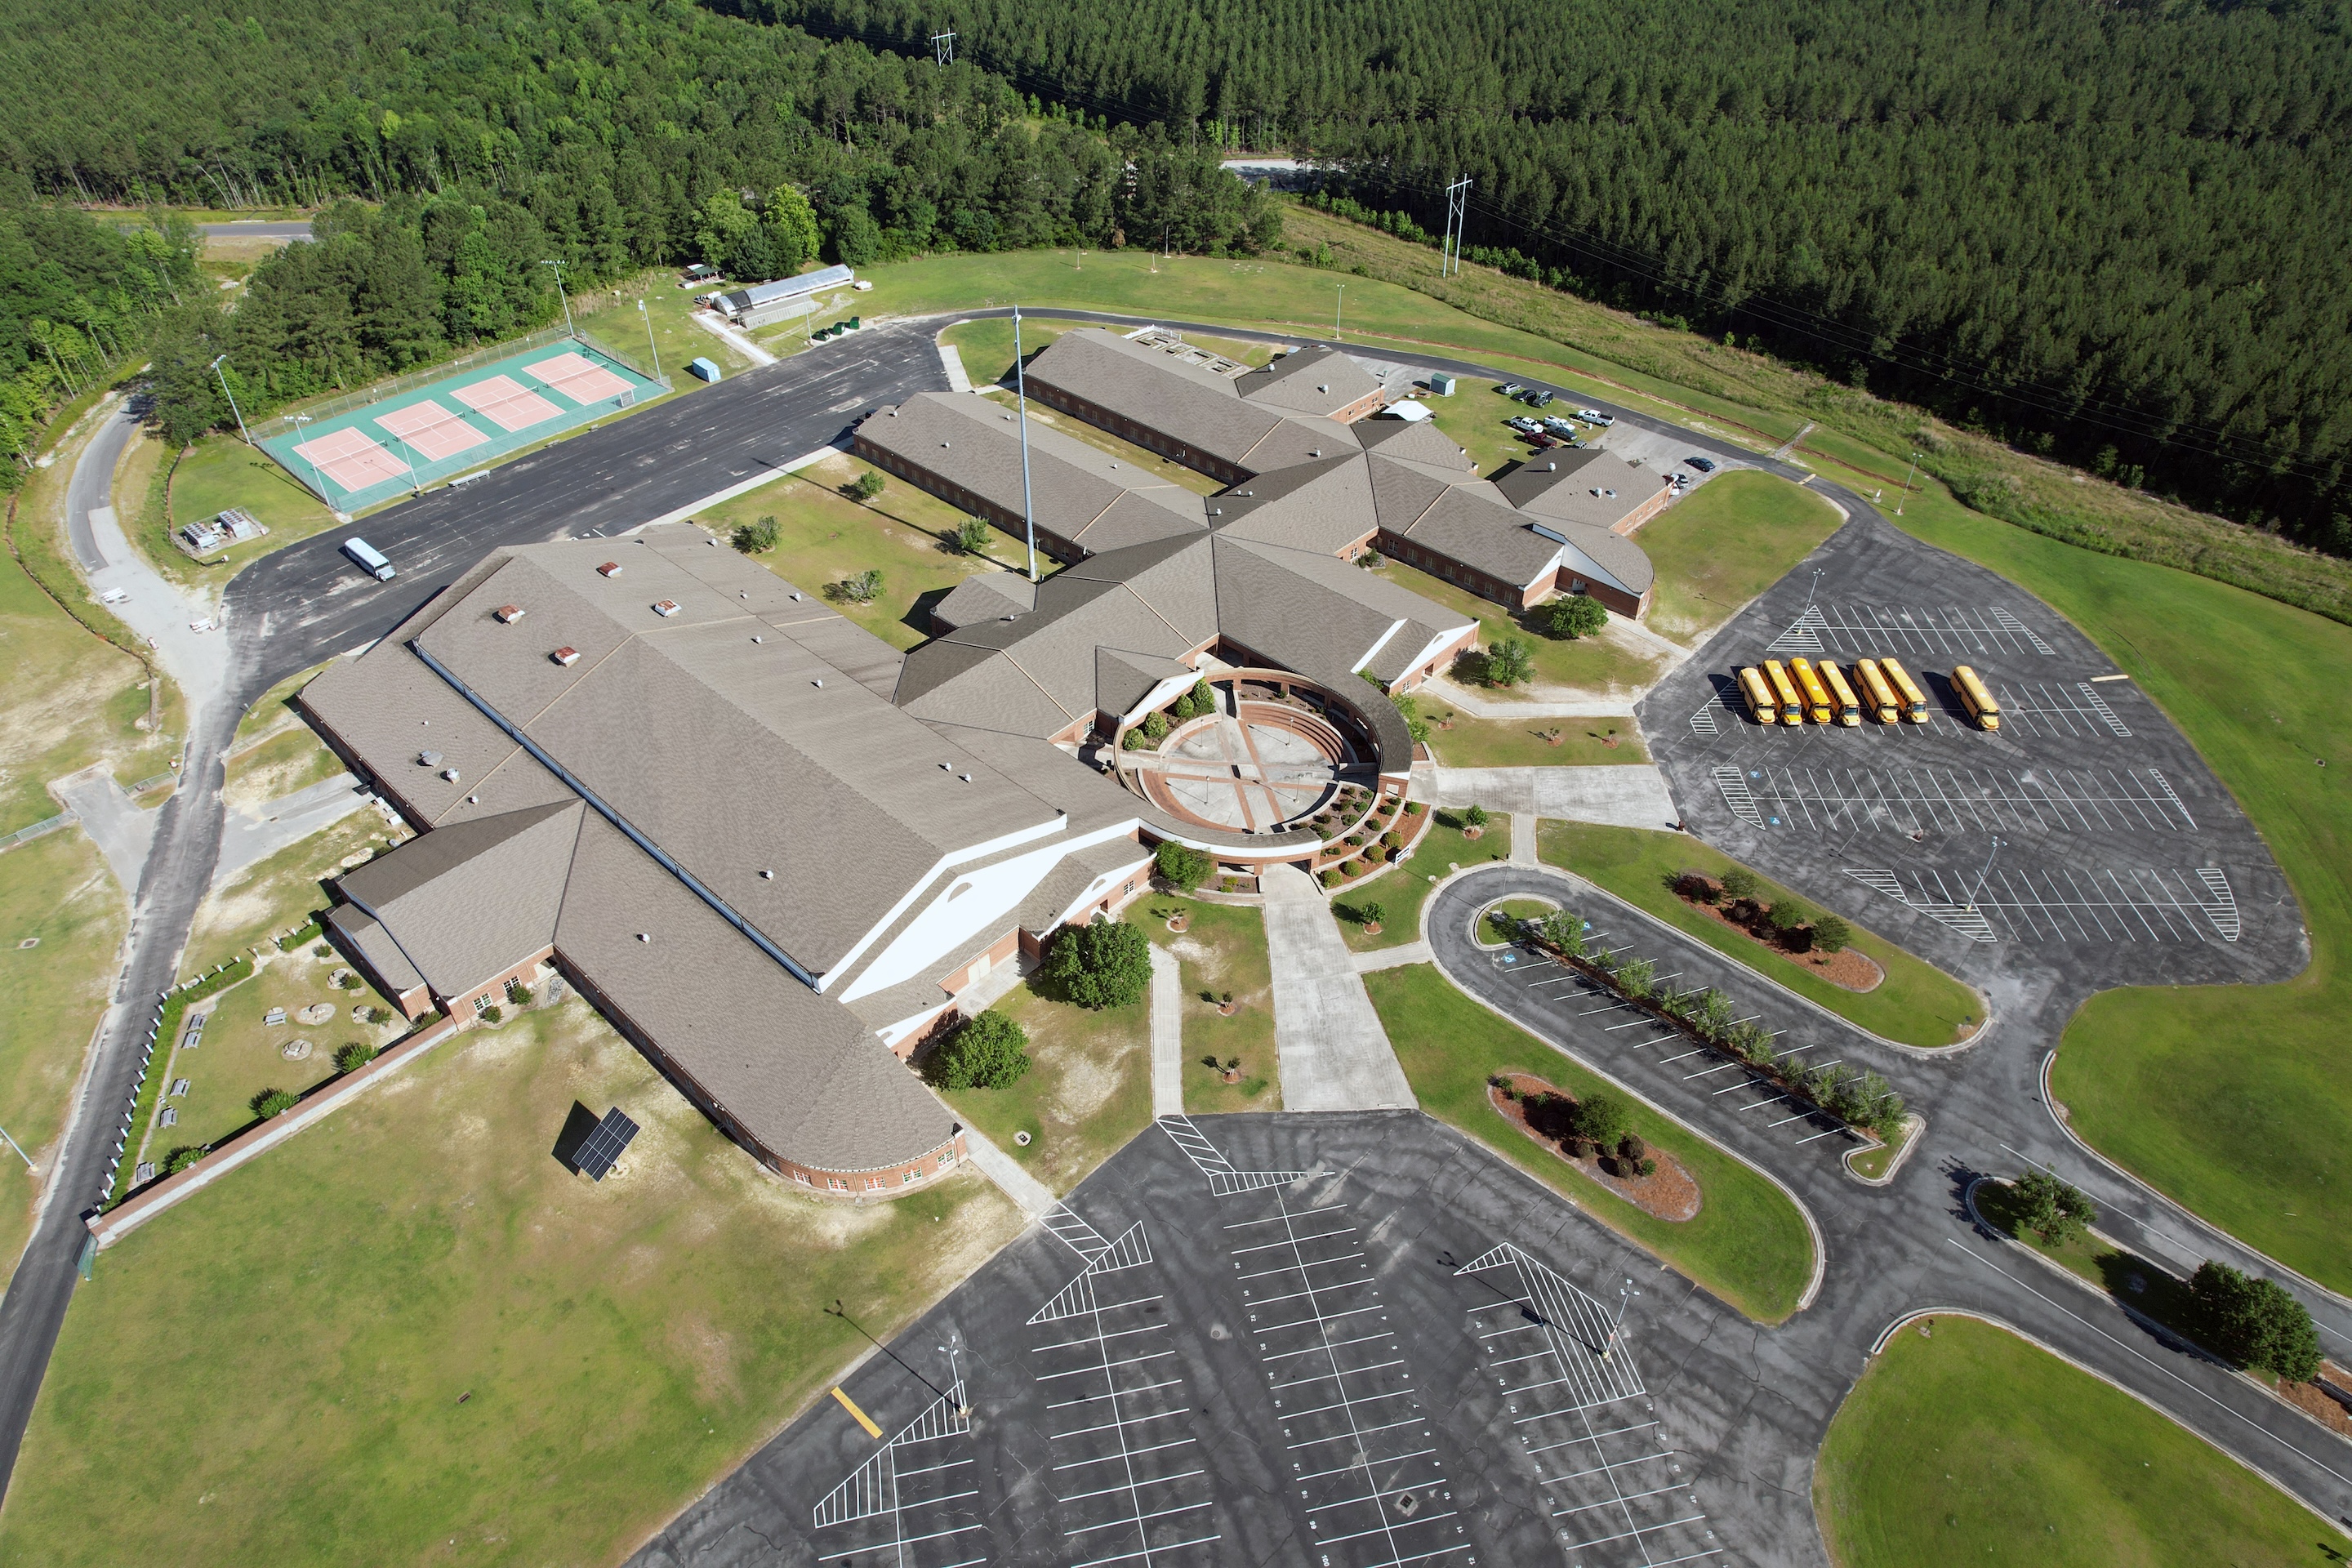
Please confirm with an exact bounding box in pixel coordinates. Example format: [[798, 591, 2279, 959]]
[[930, 30, 956, 65], [1441, 176, 1472, 276]]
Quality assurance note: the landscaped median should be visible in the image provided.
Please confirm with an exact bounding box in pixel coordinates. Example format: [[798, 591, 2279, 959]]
[[1538, 822, 1983, 1049], [1336, 807, 1511, 952], [1362, 963, 1815, 1322]]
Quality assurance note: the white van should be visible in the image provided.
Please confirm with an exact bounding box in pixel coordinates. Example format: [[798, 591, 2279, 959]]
[[343, 537, 396, 581]]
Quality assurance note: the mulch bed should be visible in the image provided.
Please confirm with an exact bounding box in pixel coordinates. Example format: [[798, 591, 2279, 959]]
[[1675, 881, 1884, 993], [1487, 1073, 1700, 1221], [2277, 1363, 2352, 1438]]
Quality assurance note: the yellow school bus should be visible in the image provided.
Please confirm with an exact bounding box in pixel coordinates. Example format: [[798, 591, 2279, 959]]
[[1878, 657, 1931, 723], [1953, 664, 2002, 730], [1852, 658, 1901, 724], [1789, 657, 1834, 724], [1736, 666, 1778, 725], [1819, 662, 1863, 726], [1762, 659, 1806, 724]]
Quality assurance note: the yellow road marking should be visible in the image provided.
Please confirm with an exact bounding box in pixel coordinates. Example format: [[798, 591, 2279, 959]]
[[831, 1385, 883, 1440]]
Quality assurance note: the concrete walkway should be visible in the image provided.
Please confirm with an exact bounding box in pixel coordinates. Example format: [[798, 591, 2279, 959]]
[[1509, 812, 1538, 864], [1258, 864, 1416, 1111], [938, 344, 973, 394], [688, 308, 777, 368], [1350, 940, 1432, 973], [48, 768, 155, 896], [1149, 945, 1183, 1116], [951, 1120, 1059, 1220], [1419, 674, 1636, 719], [1420, 764, 1680, 831], [212, 773, 368, 889]]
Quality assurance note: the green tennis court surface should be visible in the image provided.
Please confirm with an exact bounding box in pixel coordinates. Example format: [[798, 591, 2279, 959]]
[[259, 338, 662, 512]]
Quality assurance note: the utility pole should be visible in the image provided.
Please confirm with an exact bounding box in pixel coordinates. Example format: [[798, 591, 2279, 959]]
[[1441, 176, 1472, 276], [541, 259, 575, 338], [636, 296, 664, 385], [1895, 450, 1918, 516], [1965, 836, 2006, 913], [1014, 305, 1038, 583], [209, 354, 252, 446], [1334, 283, 1344, 337], [1600, 1277, 1639, 1361], [0, 1124, 33, 1173], [930, 29, 956, 65]]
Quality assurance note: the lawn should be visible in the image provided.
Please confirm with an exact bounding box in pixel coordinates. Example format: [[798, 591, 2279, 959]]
[[1888, 483, 2352, 1290], [1415, 379, 1568, 479], [576, 273, 749, 382], [1334, 808, 1511, 951], [185, 808, 401, 977], [939, 971, 1152, 1196], [1370, 557, 1664, 697], [1476, 897, 1559, 945], [163, 432, 338, 587], [1538, 822, 1982, 1049], [1422, 714, 1648, 768], [693, 452, 1045, 650], [1814, 1316, 2342, 1568], [0, 995, 1023, 1568], [1635, 470, 1845, 646], [1971, 1179, 2204, 1343], [221, 722, 345, 813], [1845, 1116, 1913, 1182], [1128, 895, 1279, 1114], [0, 832, 127, 1282], [1364, 963, 1813, 1321]]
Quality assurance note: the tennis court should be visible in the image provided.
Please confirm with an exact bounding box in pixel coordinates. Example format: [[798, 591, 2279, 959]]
[[254, 332, 662, 512]]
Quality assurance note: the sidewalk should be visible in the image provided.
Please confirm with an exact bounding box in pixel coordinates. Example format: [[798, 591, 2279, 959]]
[[1149, 945, 1183, 1116], [1419, 764, 1680, 831], [1259, 865, 1415, 1111]]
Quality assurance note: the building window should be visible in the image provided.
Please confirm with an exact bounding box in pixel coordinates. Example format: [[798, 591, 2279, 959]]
[[794, 1170, 811, 1186], [938, 1151, 955, 1168], [472, 993, 493, 1014]]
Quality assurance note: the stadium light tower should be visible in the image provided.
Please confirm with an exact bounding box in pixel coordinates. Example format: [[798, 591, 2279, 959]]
[[1014, 305, 1038, 582], [636, 297, 665, 385], [541, 259, 575, 338], [208, 354, 252, 446]]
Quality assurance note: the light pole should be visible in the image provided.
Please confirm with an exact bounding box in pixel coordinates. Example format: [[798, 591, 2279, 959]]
[[0, 1123, 33, 1172], [1013, 305, 1039, 583], [209, 354, 252, 446], [1600, 1276, 1639, 1361], [1965, 835, 2006, 913], [1334, 283, 1344, 337], [1895, 450, 1918, 516], [636, 296, 664, 385], [541, 259, 575, 338], [289, 413, 329, 503]]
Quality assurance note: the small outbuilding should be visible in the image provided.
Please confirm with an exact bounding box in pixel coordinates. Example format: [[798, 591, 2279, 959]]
[[687, 357, 723, 384]]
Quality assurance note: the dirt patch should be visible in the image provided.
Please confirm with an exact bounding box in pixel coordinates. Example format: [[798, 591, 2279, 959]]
[[1673, 878, 1884, 993], [1048, 1041, 1125, 1124], [1488, 1073, 1699, 1221], [2277, 1364, 2352, 1439]]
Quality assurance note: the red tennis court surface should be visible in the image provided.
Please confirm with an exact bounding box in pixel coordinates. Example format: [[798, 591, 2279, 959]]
[[375, 398, 490, 462], [525, 350, 635, 404], [292, 427, 411, 493], [453, 374, 562, 433]]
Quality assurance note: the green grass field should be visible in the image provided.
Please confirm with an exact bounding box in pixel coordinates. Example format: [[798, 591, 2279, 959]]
[[1336, 809, 1510, 951], [1, 996, 1023, 1568], [1370, 558, 1664, 696], [1815, 1316, 2344, 1567], [1476, 896, 1560, 944], [1884, 489, 2352, 1290], [1364, 963, 1813, 1321], [1422, 714, 1648, 768], [941, 972, 1152, 1196], [163, 433, 338, 586], [1129, 895, 1280, 1113], [1637, 471, 1846, 646], [1538, 822, 1982, 1049]]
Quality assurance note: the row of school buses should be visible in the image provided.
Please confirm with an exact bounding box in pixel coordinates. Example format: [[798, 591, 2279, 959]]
[[1736, 657, 2002, 730]]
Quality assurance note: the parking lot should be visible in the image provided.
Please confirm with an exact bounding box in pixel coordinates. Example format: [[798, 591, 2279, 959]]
[[631, 1114, 1839, 1568], [1639, 510, 2299, 984]]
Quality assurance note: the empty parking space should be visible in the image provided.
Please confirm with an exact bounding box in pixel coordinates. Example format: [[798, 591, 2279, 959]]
[[1845, 862, 2239, 944], [1714, 763, 2196, 835], [1768, 601, 2055, 659], [808, 1373, 985, 1568]]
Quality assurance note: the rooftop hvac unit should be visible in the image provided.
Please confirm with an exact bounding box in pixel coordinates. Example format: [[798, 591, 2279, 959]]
[[652, 599, 680, 617], [495, 604, 525, 623], [597, 561, 623, 577], [552, 647, 581, 666]]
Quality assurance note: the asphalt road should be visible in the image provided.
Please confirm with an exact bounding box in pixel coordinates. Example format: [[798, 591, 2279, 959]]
[[62, 396, 141, 571], [7, 303, 2346, 1550], [196, 220, 313, 241]]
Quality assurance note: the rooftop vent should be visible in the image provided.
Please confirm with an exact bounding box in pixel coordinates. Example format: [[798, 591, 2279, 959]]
[[636, 932, 651, 942], [789, 591, 802, 602], [751, 635, 764, 644], [1545, 461, 1557, 472], [597, 561, 622, 577], [959, 773, 972, 782], [1310, 449, 1321, 457], [441, 768, 461, 782], [812, 678, 824, 688], [1604, 488, 1617, 498], [466, 793, 479, 804], [1317, 383, 1329, 393], [653, 599, 680, 617], [417, 750, 443, 768], [760, 870, 774, 880], [494, 604, 525, 624], [552, 647, 580, 666], [941, 440, 951, 448]]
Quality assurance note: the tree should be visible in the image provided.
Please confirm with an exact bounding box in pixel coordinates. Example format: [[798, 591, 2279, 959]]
[[850, 470, 886, 501], [1544, 595, 1608, 639], [1462, 804, 1489, 831], [951, 516, 991, 554], [1539, 910, 1586, 957], [2013, 1169, 2096, 1245], [1156, 840, 1211, 892], [1357, 900, 1385, 928], [164, 1146, 203, 1174], [2189, 1262, 2323, 1383], [733, 514, 780, 553], [1142, 710, 1170, 742], [829, 568, 883, 604], [1571, 1092, 1631, 1150], [1486, 908, 1522, 941], [929, 1010, 1031, 1089], [1811, 914, 1851, 953], [252, 1087, 298, 1118], [1045, 916, 1153, 1009], [1484, 638, 1534, 687], [764, 185, 823, 275], [1614, 956, 1656, 998], [334, 1042, 374, 1073]]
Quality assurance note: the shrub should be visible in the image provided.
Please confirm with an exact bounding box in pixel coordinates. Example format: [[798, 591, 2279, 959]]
[[1544, 595, 1609, 639], [1043, 917, 1152, 1009], [479, 1004, 504, 1024], [1694, 990, 1737, 1039], [2189, 1262, 2323, 1383], [1719, 866, 1763, 902], [1341, 859, 1361, 877], [849, 470, 886, 501], [1156, 840, 1212, 893], [731, 514, 781, 553], [1614, 956, 1656, 998], [1766, 899, 1806, 933], [364, 1006, 391, 1025], [1463, 804, 1490, 830], [951, 516, 991, 554], [1617, 1134, 1647, 1162], [1405, 801, 1425, 816], [1322, 868, 1343, 888], [1572, 1092, 1632, 1150], [827, 567, 884, 604], [2014, 1169, 2097, 1245], [1142, 710, 1170, 742], [1673, 871, 1718, 905], [1637, 1156, 1658, 1178], [333, 1042, 374, 1073], [1358, 901, 1386, 928], [1122, 728, 1151, 751], [1483, 637, 1535, 687], [506, 978, 532, 1005], [164, 1146, 203, 1174], [252, 1087, 298, 1119], [929, 1010, 1031, 1090], [1812, 915, 1852, 953], [312, 942, 332, 959], [1539, 911, 1587, 958]]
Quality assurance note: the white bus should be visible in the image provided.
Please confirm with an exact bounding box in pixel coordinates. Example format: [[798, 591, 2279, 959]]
[[343, 537, 396, 581]]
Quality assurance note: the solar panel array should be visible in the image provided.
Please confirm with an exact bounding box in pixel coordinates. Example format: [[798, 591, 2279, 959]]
[[575, 1107, 639, 1181]]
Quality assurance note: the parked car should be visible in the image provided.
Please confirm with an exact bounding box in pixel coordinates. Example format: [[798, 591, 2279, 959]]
[[1541, 416, 1577, 436], [1496, 382, 1524, 398], [1686, 455, 1717, 472], [1526, 431, 1560, 449], [1526, 390, 1556, 408]]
